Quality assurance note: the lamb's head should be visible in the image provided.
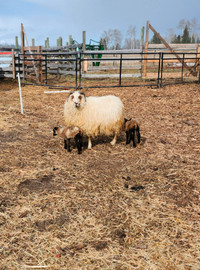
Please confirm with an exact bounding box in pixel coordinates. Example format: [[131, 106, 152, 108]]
[[124, 118, 132, 129], [68, 91, 86, 109]]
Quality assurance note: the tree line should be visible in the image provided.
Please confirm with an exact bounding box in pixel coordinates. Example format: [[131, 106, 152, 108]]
[[100, 18, 200, 49]]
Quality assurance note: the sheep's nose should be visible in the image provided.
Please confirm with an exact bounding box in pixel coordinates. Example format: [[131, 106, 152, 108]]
[[75, 102, 79, 107]]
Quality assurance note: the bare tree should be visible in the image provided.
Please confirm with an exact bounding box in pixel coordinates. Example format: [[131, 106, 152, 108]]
[[123, 38, 132, 49], [101, 29, 122, 49], [190, 17, 200, 41], [126, 25, 136, 49], [178, 19, 186, 34], [167, 28, 175, 43], [101, 30, 111, 49], [111, 29, 122, 49], [191, 18, 197, 34]]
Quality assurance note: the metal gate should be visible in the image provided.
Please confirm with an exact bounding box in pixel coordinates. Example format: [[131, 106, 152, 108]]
[[22, 46, 43, 83]]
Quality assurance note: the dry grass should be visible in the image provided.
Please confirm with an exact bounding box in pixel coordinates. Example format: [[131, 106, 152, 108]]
[[0, 79, 200, 270]]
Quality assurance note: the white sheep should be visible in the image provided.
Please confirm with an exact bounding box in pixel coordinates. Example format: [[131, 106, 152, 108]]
[[53, 126, 83, 154], [64, 91, 124, 149]]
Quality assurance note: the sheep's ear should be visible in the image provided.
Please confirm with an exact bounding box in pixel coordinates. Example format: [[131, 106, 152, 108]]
[[79, 90, 86, 97], [67, 91, 74, 100]]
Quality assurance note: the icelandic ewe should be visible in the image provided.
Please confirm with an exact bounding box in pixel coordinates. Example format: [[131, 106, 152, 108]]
[[53, 126, 83, 154], [124, 118, 141, 147], [64, 91, 124, 149]]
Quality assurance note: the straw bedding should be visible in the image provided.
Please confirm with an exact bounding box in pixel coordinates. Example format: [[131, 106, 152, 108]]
[[0, 79, 199, 269]]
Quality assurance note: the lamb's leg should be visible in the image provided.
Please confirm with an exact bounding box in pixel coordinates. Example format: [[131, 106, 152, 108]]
[[64, 139, 67, 149], [126, 131, 130, 144], [110, 133, 117, 146], [79, 135, 83, 153], [67, 138, 71, 152], [136, 126, 141, 144], [132, 129, 136, 148], [75, 134, 82, 154], [88, 136, 92, 149]]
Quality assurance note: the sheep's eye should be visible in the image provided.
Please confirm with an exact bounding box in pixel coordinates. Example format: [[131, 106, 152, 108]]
[[78, 95, 82, 100], [71, 95, 74, 100]]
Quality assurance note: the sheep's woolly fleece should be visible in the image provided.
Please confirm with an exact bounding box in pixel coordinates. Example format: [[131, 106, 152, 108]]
[[64, 91, 124, 137]]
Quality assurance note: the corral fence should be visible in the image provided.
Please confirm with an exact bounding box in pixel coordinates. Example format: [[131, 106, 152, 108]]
[[0, 48, 18, 79], [1, 45, 200, 89], [0, 43, 83, 81], [14, 50, 200, 89]]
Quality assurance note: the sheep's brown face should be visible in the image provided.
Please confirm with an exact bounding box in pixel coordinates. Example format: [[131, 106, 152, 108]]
[[69, 91, 85, 109]]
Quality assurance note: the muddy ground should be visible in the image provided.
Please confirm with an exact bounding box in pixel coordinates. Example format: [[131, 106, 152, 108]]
[[0, 79, 200, 270]]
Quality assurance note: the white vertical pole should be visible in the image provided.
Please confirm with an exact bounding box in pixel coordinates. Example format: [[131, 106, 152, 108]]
[[17, 73, 24, 114]]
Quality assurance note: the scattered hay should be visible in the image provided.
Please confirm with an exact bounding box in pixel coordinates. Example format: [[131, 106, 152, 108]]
[[0, 79, 200, 269]]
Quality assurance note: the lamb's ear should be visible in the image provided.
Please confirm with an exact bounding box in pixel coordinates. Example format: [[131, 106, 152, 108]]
[[53, 127, 58, 136], [124, 118, 132, 122]]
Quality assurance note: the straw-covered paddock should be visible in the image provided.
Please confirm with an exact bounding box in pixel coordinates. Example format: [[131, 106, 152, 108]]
[[0, 79, 200, 269]]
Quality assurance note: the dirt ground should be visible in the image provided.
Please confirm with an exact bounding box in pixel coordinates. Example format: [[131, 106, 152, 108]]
[[0, 79, 200, 270]]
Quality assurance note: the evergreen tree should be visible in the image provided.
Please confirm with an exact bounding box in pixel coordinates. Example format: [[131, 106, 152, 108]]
[[181, 25, 191, 43], [191, 35, 196, 43], [173, 35, 181, 44], [150, 33, 162, 44], [176, 35, 181, 43]]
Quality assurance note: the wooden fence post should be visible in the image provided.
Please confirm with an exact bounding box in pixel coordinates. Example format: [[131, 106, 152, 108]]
[[15, 36, 19, 49], [196, 44, 200, 74], [21, 23, 25, 80], [143, 21, 149, 78], [82, 31, 87, 72], [37, 46, 43, 83], [141, 26, 144, 50], [57, 37, 62, 47], [82, 31, 86, 51], [32, 38, 35, 46], [12, 49, 16, 79], [46, 37, 49, 48], [59, 37, 63, 47], [69, 35, 73, 45]]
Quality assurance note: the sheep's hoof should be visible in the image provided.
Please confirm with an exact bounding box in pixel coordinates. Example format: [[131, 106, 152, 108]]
[[110, 141, 116, 146], [88, 143, 92, 150]]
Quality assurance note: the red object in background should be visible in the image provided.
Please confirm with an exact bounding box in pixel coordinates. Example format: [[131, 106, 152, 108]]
[[0, 52, 12, 55]]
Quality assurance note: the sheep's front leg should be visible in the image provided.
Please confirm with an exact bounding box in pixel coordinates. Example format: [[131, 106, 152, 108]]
[[110, 133, 117, 146], [88, 136, 92, 149]]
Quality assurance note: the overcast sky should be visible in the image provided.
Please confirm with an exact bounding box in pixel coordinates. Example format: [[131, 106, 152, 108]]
[[1, 0, 200, 46]]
